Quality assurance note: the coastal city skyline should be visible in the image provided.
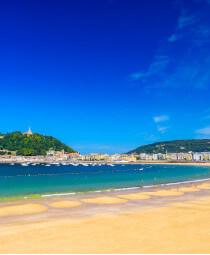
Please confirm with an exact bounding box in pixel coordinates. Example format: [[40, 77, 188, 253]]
[[1, 0, 210, 155], [1, 127, 210, 163]]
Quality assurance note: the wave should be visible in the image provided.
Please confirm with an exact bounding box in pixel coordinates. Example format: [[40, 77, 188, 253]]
[[40, 177, 210, 198]]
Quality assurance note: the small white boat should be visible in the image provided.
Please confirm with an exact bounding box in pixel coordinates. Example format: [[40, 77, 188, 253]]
[[81, 163, 88, 166], [72, 163, 79, 166], [21, 163, 29, 166], [45, 164, 51, 166], [10, 163, 14, 165]]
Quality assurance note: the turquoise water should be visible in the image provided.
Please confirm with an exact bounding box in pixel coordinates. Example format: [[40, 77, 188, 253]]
[[0, 163, 209, 198]]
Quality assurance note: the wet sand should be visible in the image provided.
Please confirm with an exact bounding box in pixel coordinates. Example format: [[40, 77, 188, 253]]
[[118, 193, 151, 200], [140, 189, 184, 196], [49, 200, 81, 208], [82, 196, 127, 204], [0, 182, 209, 253]]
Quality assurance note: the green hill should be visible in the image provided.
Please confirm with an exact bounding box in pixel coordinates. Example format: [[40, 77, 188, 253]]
[[127, 139, 210, 154], [0, 131, 75, 156]]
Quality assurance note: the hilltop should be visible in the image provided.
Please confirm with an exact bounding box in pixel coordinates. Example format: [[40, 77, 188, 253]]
[[127, 139, 210, 154], [0, 130, 75, 156]]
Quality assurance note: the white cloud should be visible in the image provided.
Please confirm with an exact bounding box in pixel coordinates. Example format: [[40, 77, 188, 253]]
[[195, 126, 210, 135], [157, 126, 168, 133], [153, 115, 169, 123]]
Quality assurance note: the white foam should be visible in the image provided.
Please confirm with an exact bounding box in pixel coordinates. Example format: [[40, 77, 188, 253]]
[[114, 187, 139, 191], [163, 178, 210, 186], [41, 192, 76, 197], [40, 177, 210, 198]]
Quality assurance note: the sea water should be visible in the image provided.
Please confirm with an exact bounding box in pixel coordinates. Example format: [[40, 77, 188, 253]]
[[0, 163, 209, 199]]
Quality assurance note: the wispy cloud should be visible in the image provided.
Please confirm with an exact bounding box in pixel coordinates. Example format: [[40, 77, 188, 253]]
[[177, 12, 198, 29], [153, 115, 169, 123], [157, 126, 168, 133], [168, 33, 181, 42], [129, 55, 171, 82], [195, 126, 210, 135], [129, 0, 210, 90]]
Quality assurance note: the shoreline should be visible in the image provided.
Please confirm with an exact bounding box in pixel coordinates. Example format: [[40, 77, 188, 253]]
[[1, 180, 209, 217], [1, 176, 210, 203], [0, 181, 209, 253]]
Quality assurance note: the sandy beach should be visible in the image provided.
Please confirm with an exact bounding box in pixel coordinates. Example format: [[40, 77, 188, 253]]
[[0, 182, 209, 254]]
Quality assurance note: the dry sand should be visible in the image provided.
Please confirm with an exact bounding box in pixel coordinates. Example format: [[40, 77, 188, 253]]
[[49, 200, 81, 208], [82, 196, 127, 204], [0, 196, 209, 253], [0, 203, 47, 216]]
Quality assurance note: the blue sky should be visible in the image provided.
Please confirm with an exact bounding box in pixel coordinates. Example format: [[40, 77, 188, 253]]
[[0, 0, 210, 154]]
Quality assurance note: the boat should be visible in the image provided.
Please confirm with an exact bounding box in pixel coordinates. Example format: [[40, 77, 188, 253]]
[[10, 163, 15, 165], [45, 164, 51, 166], [72, 163, 79, 166], [81, 163, 88, 166], [21, 163, 29, 166]]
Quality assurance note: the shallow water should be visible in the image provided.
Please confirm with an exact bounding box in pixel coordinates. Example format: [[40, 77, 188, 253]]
[[0, 163, 209, 198]]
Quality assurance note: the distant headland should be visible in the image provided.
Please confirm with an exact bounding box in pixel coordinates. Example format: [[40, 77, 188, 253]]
[[0, 128, 75, 156], [127, 139, 210, 154]]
